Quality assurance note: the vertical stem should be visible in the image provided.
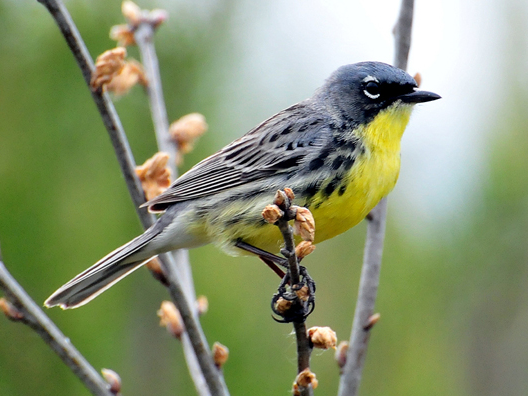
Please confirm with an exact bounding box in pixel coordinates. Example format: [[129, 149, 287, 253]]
[[134, 23, 176, 168], [134, 20, 217, 396], [337, 199, 387, 396], [276, 204, 313, 396], [337, 0, 415, 395]]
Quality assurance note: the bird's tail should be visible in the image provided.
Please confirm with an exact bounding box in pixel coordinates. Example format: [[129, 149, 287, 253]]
[[45, 229, 158, 309]]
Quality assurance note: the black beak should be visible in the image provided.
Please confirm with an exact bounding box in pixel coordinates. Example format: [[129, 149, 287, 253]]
[[398, 89, 441, 104]]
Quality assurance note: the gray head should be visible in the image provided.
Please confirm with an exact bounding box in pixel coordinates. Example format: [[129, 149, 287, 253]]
[[315, 61, 440, 125]]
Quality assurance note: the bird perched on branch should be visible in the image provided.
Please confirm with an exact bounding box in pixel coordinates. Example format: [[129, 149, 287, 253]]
[[46, 61, 440, 309]]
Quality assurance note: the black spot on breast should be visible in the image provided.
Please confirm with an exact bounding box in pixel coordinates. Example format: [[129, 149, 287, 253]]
[[338, 184, 347, 196], [344, 139, 357, 151], [286, 141, 295, 151], [343, 157, 355, 171], [332, 156, 344, 170], [322, 175, 342, 198], [303, 180, 321, 199], [308, 157, 325, 171]]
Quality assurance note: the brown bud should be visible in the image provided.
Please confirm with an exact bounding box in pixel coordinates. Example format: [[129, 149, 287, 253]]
[[293, 368, 318, 394], [0, 298, 23, 321], [284, 188, 295, 201], [106, 59, 147, 96], [335, 341, 349, 370], [262, 204, 284, 224], [295, 285, 310, 302], [413, 72, 422, 88], [364, 313, 381, 331], [307, 326, 337, 350], [135, 152, 172, 201], [109, 24, 135, 47], [274, 297, 293, 314], [196, 295, 209, 316], [272, 190, 287, 207], [212, 342, 229, 368], [122, 0, 142, 25], [169, 113, 208, 164], [157, 301, 184, 339], [292, 206, 315, 242], [101, 368, 121, 394], [90, 47, 127, 91], [295, 241, 316, 259]]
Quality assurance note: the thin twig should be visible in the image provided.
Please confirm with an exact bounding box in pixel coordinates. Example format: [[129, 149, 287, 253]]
[[0, 248, 113, 396], [275, 194, 313, 396], [393, 0, 414, 70], [276, 220, 312, 374], [37, 1, 228, 395], [337, 1, 415, 395], [336, 198, 387, 396], [133, 15, 213, 396], [134, 22, 177, 168]]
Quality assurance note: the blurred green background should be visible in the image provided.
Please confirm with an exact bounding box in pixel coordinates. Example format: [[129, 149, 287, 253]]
[[1, 0, 528, 395]]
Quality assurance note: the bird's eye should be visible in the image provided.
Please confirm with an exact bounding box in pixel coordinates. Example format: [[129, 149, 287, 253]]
[[363, 81, 380, 99]]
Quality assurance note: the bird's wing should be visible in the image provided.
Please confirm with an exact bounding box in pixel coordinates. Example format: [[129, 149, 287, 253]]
[[144, 102, 329, 211]]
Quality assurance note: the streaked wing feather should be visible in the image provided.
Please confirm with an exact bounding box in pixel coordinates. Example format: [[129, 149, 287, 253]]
[[145, 101, 328, 210]]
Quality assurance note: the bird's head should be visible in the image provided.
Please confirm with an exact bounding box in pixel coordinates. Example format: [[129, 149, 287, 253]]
[[315, 61, 440, 125]]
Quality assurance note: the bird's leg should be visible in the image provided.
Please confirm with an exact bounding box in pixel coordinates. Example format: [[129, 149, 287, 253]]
[[235, 239, 315, 322], [235, 240, 288, 270], [257, 256, 286, 279]]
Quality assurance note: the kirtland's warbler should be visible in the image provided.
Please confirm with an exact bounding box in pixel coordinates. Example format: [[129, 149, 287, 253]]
[[46, 61, 440, 309]]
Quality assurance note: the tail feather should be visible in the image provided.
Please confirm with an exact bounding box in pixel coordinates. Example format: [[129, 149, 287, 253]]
[[45, 230, 158, 309]]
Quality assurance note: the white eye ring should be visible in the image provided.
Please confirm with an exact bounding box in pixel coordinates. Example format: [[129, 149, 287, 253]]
[[362, 75, 381, 99], [363, 89, 380, 99]]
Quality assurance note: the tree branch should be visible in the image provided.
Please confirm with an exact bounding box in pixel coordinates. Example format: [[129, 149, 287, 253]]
[[132, 14, 214, 396], [0, 248, 113, 396], [37, 1, 228, 395], [337, 1, 415, 395], [273, 192, 314, 396]]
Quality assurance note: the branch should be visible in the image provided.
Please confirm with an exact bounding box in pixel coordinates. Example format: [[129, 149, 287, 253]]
[[0, 248, 113, 396], [276, 217, 312, 375], [393, 0, 414, 70], [337, 1, 415, 395], [271, 191, 314, 396], [132, 11, 214, 396], [133, 21, 177, 168], [37, 1, 228, 395]]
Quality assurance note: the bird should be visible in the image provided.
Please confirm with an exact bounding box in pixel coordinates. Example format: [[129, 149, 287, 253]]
[[45, 61, 440, 309]]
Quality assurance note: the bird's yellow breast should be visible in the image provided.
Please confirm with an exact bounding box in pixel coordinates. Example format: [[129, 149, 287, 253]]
[[310, 104, 413, 242]]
